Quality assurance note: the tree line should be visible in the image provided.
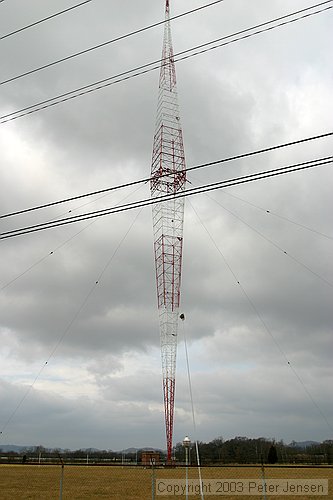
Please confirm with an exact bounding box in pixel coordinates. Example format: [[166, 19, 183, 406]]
[[1, 437, 332, 465], [175, 437, 333, 465]]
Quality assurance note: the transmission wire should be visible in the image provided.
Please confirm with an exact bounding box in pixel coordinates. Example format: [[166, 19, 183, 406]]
[[0, 0, 225, 83], [0, 1, 93, 41], [0, 208, 143, 437], [192, 183, 333, 288], [1, 132, 332, 221], [1, 2, 331, 123], [1, 157, 331, 240], [0, 183, 145, 291]]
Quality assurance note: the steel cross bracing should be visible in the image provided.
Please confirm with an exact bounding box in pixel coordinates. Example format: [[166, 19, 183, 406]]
[[150, 0, 186, 463]]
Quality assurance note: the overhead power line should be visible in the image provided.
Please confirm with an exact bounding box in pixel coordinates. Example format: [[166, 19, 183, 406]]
[[0, 208, 143, 438], [1, 2, 331, 124], [0, 183, 146, 291], [0, 0, 225, 85], [1, 131, 332, 221], [0, 1, 93, 41], [1, 157, 331, 241], [202, 192, 333, 288]]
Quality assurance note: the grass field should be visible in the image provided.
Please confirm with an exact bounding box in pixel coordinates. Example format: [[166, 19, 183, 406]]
[[0, 464, 331, 499]]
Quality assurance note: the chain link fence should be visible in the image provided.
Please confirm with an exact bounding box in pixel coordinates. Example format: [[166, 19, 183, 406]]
[[0, 463, 332, 499]]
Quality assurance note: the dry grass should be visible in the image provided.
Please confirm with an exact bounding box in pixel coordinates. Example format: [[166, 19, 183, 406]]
[[0, 464, 331, 499]]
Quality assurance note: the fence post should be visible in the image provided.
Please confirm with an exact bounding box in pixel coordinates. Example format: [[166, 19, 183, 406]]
[[59, 456, 64, 500], [260, 455, 267, 500], [151, 458, 156, 500]]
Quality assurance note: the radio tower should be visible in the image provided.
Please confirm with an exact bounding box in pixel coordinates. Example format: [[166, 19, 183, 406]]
[[150, 0, 186, 462]]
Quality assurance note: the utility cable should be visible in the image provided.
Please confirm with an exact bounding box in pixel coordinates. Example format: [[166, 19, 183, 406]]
[[1, 2, 331, 123], [180, 315, 205, 500], [0, 183, 145, 291], [1, 131, 332, 221], [0, 0, 225, 83], [188, 200, 333, 434], [1, 157, 331, 239], [190, 178, 333, 288], [0, 208, 143, 437], [1, 157, 331, 240], [0, 1, 93, 41], [46, 175, 145, 223]]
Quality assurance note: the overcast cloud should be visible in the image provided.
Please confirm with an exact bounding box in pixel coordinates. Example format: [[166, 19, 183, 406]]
[[0, 0, 332, 451]]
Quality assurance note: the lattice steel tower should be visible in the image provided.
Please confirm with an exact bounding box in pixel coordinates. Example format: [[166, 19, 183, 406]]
[[150, 0, 186, 462]]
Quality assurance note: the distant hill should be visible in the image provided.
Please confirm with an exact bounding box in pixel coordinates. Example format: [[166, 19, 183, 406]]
[[0, 445, 34, 453], [0, 444, 163, 454], [289, 441, 320, 449], [1, 441, 323, 454], [79, 448, 102, 453]]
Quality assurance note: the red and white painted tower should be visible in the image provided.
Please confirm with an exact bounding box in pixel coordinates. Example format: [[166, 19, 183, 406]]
[[150, 0, 186, 462]]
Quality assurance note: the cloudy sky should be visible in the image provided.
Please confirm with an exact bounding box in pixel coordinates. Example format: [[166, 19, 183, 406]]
[[0, 0, 332, 452]]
